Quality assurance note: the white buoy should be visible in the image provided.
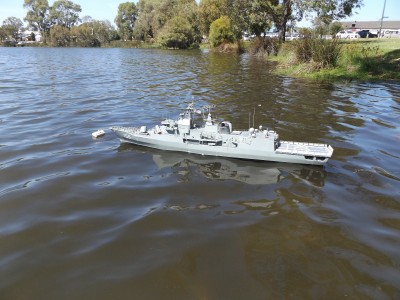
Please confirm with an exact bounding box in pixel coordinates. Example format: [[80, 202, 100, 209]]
[[92, 129, 105, 138]]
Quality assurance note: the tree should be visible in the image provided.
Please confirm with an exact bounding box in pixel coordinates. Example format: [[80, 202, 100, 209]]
[[23, 0, 51, 37], [209, 15, 234, 47], [115, 2, 138, 41], [158, 15, 196, 48], [247, 1, 273, 37], [71, 23, 99, 47], [274, 0, 363, 41], [175, 0, 201, 44], [312, 16, 329, 37], [198, 0, 227, 36], [225, 0, 272, 41], [224, 0, 362, 42], [132, 0, 156, 41], [329, 21, 343, 36], [71, 19, 117, 47], [224, 0, 246, 40], [49, 0, 82, 28], [152, 0, 198, 38], [2, 17, 24, 40], [50, 24, 71, 46], [254, 0, 293, 42], [132, 0, 199, 43], [81, 15, 93, 24], [91, 20, 118, 45], [0, 27, 8, 41], [306, 0, 363, 25]]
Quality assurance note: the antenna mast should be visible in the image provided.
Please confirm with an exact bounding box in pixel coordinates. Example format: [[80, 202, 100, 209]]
[[379, 0, 387, 37]]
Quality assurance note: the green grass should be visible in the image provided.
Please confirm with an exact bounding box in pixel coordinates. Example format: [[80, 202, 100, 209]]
[[272, 38, 400, 81]]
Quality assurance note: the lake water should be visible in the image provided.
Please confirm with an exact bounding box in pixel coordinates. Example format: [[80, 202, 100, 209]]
[[0, 47, 399, 299]]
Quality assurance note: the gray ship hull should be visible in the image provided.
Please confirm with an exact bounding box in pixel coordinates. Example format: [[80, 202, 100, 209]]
[[111, 126, 333, 166]]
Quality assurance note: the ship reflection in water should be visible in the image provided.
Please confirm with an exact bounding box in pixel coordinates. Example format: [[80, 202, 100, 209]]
[[117, 144, 327, 187]]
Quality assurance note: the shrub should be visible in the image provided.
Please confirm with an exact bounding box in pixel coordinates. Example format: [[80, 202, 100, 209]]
[[2, 40, 16, 47], [248, 36, 281, 57], [291, 37, 313, 63], [108, 40, 144, 48], [70, 25, 101, 47], [50, 25, 71, 47], [291, 37, 342, 69], [341, 43, 362, 64], [209, 16, 235, 47], [311, 38, 342, 68], [214, 42, 241, 53], [330, 22, 343, 36], [158, 16, 197, 49], [356, 45, 383, 73]]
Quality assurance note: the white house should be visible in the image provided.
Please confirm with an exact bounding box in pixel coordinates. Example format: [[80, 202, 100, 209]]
[[20, 30, 42, 42]]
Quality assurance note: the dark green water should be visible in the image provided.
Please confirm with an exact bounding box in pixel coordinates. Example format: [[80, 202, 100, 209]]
[[0, 47, 399, 299]]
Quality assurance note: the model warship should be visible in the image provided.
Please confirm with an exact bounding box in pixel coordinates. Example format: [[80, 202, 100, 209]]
[[110, 103, 333, 165]]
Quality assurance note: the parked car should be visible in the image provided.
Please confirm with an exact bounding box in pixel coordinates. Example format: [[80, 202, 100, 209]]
[[383, 30, 400, 38], [357, 30, 378, 38], [336, 30, 358, 39], [286, 33, 300, 40], [243, 32, 256, 41]]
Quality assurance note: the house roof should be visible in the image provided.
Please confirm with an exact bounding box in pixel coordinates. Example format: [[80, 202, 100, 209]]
[[341, 20, 400, 30]]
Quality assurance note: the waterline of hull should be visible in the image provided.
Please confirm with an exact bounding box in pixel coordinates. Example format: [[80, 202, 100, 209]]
[[117, 135, 329, 166]]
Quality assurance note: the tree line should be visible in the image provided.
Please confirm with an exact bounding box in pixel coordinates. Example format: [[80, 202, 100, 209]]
[[1, 0, 361, 48]]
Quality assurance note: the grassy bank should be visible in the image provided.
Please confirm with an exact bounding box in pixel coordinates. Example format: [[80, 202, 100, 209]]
[[272, 38, 400, 81]]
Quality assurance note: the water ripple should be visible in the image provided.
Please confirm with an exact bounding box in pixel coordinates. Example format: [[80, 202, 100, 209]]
[[1, 47, 400, 299]]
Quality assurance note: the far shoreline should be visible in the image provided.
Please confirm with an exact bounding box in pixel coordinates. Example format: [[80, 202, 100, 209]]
[[2, 38, 399, 82]]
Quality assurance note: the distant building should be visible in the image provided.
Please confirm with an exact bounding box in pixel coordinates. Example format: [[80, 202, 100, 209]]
[[340, 20, 400, 36], [20, 30, 42, 42]]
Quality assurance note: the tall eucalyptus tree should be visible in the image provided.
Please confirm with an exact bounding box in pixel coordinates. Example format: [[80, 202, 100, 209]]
[[23, 0, 51, 37], [115, 2, 138, 41], [49, 0, 82, 28], [226, 0, 363, 41], [2, 17, 24, 40]]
